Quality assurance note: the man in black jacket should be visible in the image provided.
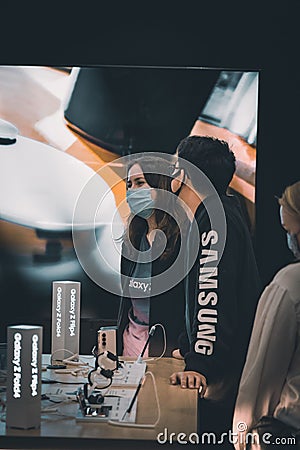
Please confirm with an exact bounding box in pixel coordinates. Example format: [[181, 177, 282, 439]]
[[169, 136, 261, 447]]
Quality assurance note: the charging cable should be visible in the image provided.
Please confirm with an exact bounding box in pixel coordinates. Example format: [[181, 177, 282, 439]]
[[49, 349, 94, 369], [135, 325, 157, 364], [108, 370, 160, 428], [126, 323, 167, 364], [150, 323, 166, 361]]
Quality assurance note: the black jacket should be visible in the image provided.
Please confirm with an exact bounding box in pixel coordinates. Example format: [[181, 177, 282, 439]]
[[180, 194, 262, 400], [117, 234, 185, 357]]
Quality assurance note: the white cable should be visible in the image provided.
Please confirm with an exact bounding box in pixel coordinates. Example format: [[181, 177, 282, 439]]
[[45, 393, 75, 403], [151, 323, 167, 361], [50, 349, 94, 370], [110, 366, 127, 380], [50, 348, 75, 365], [125, 322, 167, 364], [88, 367, 113, 390], [108, 370, 160, 428], [41, 406, 59, 413]]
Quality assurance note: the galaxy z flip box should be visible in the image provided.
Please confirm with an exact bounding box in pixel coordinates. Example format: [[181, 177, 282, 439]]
[[51, 281, 81, 361], [6, 325, 43, 429]]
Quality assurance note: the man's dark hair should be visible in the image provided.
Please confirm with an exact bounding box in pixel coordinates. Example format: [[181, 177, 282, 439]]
[[177, 135, 236, 194]]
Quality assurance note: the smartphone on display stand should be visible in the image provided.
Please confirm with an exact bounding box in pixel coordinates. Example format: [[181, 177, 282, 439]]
[[97, 326, 117, 356]]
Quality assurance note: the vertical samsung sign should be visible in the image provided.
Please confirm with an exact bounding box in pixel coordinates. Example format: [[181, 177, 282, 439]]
[[51, 281, 81, 360], [6, 325, 42, 429]]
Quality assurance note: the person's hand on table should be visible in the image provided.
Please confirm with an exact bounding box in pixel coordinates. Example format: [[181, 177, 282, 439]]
[[170, 371, 207, 398]]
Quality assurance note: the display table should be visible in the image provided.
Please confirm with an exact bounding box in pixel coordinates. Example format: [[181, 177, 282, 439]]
[[0, 356, 197, 449]]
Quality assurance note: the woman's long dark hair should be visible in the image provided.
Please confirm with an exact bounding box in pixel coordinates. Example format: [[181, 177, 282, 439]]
[[124, 155, 187, 261]]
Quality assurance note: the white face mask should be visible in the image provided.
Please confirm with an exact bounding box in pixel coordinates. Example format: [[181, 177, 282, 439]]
[[286, 232, 300, 259], [126, 188, 155, 219]]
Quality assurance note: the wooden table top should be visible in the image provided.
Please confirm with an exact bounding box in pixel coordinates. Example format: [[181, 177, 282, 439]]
[[0, 356, 197, 448]]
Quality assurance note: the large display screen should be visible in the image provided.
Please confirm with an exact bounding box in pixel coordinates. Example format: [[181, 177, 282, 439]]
[[0, 65, 259, 353]]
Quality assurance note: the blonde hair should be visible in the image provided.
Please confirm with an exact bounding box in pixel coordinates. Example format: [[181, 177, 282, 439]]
[[278, 180, 300, 217]]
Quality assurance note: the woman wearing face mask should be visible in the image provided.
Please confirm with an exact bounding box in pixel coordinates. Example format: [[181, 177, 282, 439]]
[[117, 155, 188, 358], [233, 180, 300, 450]]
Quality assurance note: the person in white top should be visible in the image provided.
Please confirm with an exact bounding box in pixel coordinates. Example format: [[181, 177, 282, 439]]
[[233, 180, 300, 450]]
